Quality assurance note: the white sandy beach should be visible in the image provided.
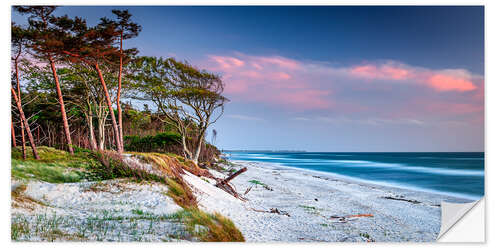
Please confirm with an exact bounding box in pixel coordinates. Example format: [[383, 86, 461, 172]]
[[186, 160, 470, 242]]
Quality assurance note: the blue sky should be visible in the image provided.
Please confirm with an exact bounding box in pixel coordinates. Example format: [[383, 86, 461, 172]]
[[12, 6, 484, 151]]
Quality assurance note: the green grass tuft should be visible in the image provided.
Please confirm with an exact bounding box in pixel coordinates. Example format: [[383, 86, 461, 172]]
[[248, 179, 265, 186]]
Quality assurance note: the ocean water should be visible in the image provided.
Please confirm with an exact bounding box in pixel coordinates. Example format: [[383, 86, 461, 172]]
[[225, 151, 484, 200]]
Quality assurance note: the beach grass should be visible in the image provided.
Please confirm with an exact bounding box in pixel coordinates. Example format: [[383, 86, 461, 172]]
[[172, 208, 244, 242], [11, 146, 100, 183]]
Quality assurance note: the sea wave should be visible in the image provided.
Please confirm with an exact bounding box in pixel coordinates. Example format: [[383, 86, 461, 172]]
[[232, 160, 481, 201], [326, 160, 484, 177], [233, 155, 484, 177]]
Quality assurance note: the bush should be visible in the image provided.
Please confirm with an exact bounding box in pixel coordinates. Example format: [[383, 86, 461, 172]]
[[124, 132, 221, 163], [124, 132, 182, 154]]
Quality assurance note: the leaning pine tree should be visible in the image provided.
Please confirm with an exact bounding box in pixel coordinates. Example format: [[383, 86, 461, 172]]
[[53, 15, 124, 153], [14, 6, 75, 154], [11, 23, 39, 160]]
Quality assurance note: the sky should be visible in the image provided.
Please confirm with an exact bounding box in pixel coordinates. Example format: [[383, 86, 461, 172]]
[[12, 6, 484, 152]]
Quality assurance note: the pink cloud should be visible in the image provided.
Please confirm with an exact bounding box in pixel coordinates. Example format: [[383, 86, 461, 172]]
[[202, 53, 334, 110], [426, 73, 476, 92], [209, 55, 245, 69], [349, 62, 478, 92], [382, 66, 411, 80], [350, 64, 411, 80], [197, 53, 483, 119]]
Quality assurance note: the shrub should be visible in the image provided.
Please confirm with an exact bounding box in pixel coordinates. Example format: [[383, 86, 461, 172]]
[[124, 132, 182, 153], [123, 132, 221, 163]]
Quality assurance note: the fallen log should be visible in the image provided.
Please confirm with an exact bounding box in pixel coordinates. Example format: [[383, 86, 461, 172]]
[[221, 167, 247, 184], [215, 167, 247, 200]]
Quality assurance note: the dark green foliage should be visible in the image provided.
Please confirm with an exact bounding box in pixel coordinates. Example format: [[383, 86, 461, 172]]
[[124, 132, 182, 153], [123, 132, 221, 163]]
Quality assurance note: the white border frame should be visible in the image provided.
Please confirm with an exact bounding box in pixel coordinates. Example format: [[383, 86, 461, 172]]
[[2, 1, 496, 250]]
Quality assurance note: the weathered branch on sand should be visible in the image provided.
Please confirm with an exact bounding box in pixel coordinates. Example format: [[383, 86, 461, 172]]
[[215, 167, 247, 200], [248, 207, 291, 217]]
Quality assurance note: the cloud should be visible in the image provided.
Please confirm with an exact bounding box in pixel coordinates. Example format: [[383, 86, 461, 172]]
[[349, 62, 477, 92], [197, 53, 483, 122], [350, 64, 411, 80], [210, 55, 245, 69], [203, 54, 335, 110], [426, 70, 476, 92]]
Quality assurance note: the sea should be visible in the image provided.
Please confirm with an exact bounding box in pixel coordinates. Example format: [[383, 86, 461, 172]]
[[225, 151, 484, 200]]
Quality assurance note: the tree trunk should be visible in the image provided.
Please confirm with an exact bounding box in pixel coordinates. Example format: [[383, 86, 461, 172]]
[[20, 118, 26, 159], [86, 110, 98, 151], [98, 117, 106, 150], [49, 58, 74, 154], [11, 121, 17, 147], [96, 102, 107, 150], [15, 60, 26, 159], [181, 133, 193, 160], [95, 63, 122, 154], [11, 88, 39, 160], [117, 31, 124, 152], [193, 127, 207, 165]]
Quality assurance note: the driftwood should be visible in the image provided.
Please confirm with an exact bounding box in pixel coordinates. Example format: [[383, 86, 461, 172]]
[[249, 207, 290, 217], [244, 185, 253, 195], [382, 196, 421, 204], [270, 208, 290, 217], [329, 213, 374, 223], [215, 167, 247, 200]]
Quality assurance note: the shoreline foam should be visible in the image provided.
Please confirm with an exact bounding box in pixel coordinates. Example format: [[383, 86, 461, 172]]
[[232, 160, 479, 201]]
